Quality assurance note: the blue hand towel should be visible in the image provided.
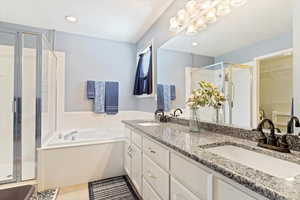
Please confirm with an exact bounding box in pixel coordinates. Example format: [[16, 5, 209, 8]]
[[163, 84, 171, 111], [105, 81, 119, 114], [157, 84, 164, 110], [94, 81, 105, 113], [87, 80, 95, 99], [170, 85, 176, 101]]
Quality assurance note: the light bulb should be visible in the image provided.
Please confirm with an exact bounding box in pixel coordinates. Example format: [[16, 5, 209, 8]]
[[200, 0, 212, 10], [217, 4, 231, 16], [186, 0, 197, 13], [170, 17, 178, 26], [186, 24, 198, 35], [196, 17, 206, 27], [230, 0, 247, 7], [169, 17, 179, 31], [192, 42, 198, 46], [206, 8, 217, 23], [178, 9, 187, 21]]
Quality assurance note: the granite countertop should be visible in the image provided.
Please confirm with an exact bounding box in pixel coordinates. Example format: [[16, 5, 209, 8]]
[[122, 120, 300, 200]]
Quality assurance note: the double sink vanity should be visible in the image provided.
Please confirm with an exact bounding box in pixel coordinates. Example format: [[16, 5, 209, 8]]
[[122, 120, 300, 200]]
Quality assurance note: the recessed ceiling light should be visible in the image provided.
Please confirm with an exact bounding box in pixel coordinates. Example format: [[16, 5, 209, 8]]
[[192, 42, 198, 46], [65, 16, 78, 23]]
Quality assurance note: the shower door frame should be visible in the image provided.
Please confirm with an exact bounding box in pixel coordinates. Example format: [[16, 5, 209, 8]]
[[0, 28, 43, 184]]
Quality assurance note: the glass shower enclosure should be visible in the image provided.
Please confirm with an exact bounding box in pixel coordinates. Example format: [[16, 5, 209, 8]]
[[189, 62, 253, 128], [0, 28, 57, 184]]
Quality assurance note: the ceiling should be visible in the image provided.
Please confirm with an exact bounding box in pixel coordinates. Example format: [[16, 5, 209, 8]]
[[161, 0, 293, 57], [0, 0, 174, 43]]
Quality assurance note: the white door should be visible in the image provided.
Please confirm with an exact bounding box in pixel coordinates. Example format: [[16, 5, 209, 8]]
[[131, 144, 142, 193]]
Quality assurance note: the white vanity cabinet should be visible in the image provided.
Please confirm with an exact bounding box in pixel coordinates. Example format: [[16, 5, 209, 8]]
[[124, 128, 142, 194], [131, 143, 142, 192], [124, 126, 266, 200]]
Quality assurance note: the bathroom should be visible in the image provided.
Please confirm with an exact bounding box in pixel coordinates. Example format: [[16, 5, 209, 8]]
[[0, 0, 299, 200]]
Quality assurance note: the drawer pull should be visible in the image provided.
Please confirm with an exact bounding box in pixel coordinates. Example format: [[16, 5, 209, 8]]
[[148, 147, 156, 154], [147, 171, 157, 179]]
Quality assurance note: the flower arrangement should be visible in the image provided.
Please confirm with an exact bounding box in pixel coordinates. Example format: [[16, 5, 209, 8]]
[[187, 80, 226, 109]]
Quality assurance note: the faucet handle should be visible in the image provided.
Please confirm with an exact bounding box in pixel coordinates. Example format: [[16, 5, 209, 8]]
[[279, 135, 290, 149]]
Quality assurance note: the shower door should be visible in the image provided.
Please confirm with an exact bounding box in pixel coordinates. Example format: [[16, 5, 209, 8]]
[[0, 30, 42, 184], [0, 30, 16, 183]]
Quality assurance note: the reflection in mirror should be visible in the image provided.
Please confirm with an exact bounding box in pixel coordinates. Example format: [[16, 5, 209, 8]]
[[157, 0, 293, 130]]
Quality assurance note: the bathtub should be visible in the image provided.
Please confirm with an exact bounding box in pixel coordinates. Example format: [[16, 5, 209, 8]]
[[44, 128, 125, 148], [37, 128, 125, 191]]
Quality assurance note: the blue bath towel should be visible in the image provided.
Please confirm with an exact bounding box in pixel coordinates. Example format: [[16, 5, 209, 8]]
[[94, 81, 105, 113], [87, 80, 95, 99], [170, 85, 176, 100], [105, 81, 119, 114], [157, 84, 164, 110], [163, 84, 171, 112], [157, 84, 171, 111]]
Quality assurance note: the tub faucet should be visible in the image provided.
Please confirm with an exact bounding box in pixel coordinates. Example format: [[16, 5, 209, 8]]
[[287, 116, 300, 134]]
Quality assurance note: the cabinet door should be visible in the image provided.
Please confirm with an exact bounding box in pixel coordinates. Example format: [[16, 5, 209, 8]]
[[214, 179, 257, 200], [143, 178, 162, 200], [131, 144, 142, 193], [124, 139, 131, 176], [171, 177, 200, 200]]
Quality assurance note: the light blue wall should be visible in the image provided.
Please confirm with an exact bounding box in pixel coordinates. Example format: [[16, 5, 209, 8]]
[[215, 32, 293, 63], [54, 31, 138, 112], [136, 49, 214, 112]]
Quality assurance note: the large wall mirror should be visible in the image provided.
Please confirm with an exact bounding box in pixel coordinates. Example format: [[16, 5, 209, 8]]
[[156, 0, 293, 131]]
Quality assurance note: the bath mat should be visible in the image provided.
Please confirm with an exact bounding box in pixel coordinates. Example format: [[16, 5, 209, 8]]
[[32, 188, 59, 200], [88, 176, 139, 200]]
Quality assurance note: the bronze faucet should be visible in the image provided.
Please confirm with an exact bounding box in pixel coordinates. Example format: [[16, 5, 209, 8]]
[[172, 108, 183, 117], [287, 116, 300, 134], [154, 109, 170, 123], [255, 119, 290, 153]]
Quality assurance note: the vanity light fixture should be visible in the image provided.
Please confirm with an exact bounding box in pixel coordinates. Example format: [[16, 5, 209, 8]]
[[65, 15, 78, 23], [192, 42, 198, 46], [169, 0, 247, 35]]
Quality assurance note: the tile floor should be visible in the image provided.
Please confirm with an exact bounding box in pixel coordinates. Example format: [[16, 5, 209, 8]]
[[56, 184, 89, 200]]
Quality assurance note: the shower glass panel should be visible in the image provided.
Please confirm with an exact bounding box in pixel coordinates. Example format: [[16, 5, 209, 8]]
[[41, 37, 57, 145], [0, 31, 16, 183], [21, 33, 38, 181]]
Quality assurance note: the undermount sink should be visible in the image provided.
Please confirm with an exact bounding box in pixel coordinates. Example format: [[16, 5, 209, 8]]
[[207, 145, 300, 179], [138, 122, 160, 127]]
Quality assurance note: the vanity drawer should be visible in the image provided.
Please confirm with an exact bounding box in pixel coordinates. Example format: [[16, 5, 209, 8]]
[[143, 137, 169, 170], [132, 131, 142, 148], [170, 152, 212, 200], [213, 178, 256, 200], [171, 177, 200, 200], [143, 178, 162, 200], [143, 155, 169, 200]]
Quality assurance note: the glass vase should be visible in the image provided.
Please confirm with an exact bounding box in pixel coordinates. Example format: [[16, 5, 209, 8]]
[[215, 107, 224, 124], [189, 108, 201, 132]]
